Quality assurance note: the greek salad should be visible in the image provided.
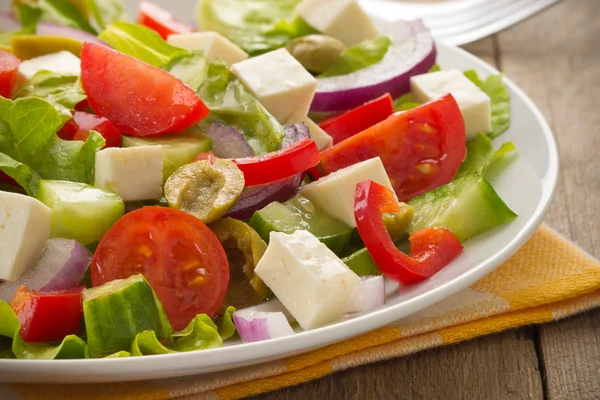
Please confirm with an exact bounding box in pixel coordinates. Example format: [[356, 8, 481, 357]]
[[0, 0, 516, 359]]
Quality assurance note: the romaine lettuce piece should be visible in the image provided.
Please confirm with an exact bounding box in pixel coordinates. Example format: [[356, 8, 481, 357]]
[[161, 51, 209, 91], [85, 0, 127, 30], [35, 0, 97, 35], [455, 133, 516, 179], [318, 36, 392, 78], [464, 70, 510, 139]]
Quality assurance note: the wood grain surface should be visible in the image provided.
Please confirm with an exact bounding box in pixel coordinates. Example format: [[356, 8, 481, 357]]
[[251, 0, 600, 399]]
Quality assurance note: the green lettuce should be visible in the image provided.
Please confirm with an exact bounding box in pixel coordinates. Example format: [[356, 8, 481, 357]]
[[319, 36, 392, 78], [393, 93, 421, 112], [455, 133, 516, 180], [216, 306, 236, 340], [130, 330, 174, 356], [464, 70, 510, 139], [172, 315, 223, 352], [85, 0, 127, 30], [99, 21, 187, 66], [161, 51, 209, 92], [35, 0, 97, 35], [197, 60, 284, 154], [0, 97, 105, 195]]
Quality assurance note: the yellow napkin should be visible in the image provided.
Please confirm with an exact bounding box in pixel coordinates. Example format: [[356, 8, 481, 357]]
[[4, 224, 600, 400]]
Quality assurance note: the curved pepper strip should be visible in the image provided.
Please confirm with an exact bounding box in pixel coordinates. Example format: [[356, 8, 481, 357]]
[[354, 180, 463, 284]]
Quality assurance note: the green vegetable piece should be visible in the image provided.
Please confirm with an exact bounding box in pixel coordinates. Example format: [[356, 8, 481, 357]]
[[342, 247, 382, 277], [217, 306, 236, 341], [37, 180, 125, 245], [319, 36, 392, 78], [84, 0, 127, 30], [464, 70, 510, 139], [83, 274, 173, 358], [210, 218, 270, 311], [0, 4, 41, 47], [197, 59, 284, 154], [382, 203, 414, 241], [162, 51, 209, 92], [393, 93, 421, 112], [0, 97, 105, 196], [98, 21, 187, 66], [285, 34, 346, 74], [164, 159, 245, 224], [121, 133, 212, 183], [104, 350, 131, 358], [408, 175, 517, 242], [455, 133, 517, 180], [249, 194, 353, 255], [35, 0, 97, 35], [130, 330, 174, 356], [10, 34, 82, 61], [171, 314, 222, 352]]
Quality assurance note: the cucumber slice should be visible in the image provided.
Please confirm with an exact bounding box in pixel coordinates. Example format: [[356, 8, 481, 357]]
[[37, 180, 124, 246], [408, 175, 517, 242], [342, 247, 382, 276], [83, 274, 173, 358], [249, 195, 353, 254], [121, 134, 212, 183]]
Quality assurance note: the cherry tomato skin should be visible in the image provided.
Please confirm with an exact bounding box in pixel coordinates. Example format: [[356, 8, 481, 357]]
[[80, 43, 209, 137], [138, 1, 194, 40], [72, 112, 122, 148], [0, 50, 21, 98], [91, 207, 230, 330]]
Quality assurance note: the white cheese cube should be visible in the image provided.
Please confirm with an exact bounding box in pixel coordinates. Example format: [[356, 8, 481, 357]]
[[296, 0, 379, 46], [94, 146, 163, 202], [254, 230, 360, 330], [18, 51, 81, 79], [410, 70, 492, 140], [299, 157, 395, 227], [285, 113, 333, 151], [231, 49, 317, 123], [167, 32, 248, 67], [0, 192, 52, 282]]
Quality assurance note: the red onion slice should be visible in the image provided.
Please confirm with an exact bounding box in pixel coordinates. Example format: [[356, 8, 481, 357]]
[[280, 122, 310, 150], [234, 298, 296, 323], [233, 311, 295, 343], [346, 276, 386, 314], [205, 122, 253, 158], [0, 238, 92, 302], [311, 20, 436, 113]]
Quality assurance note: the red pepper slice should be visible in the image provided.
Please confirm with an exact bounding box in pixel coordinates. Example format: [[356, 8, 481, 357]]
[[354, 180, 463, 284], [10, 285, 84, 343], [0, 50, 21, 98], [232, 138, 319, 186], [319, 93, 395, 144], [138, 1, 194, 40]]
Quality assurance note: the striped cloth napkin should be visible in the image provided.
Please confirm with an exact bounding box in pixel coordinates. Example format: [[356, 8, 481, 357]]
[[3, 224, 600, 400]]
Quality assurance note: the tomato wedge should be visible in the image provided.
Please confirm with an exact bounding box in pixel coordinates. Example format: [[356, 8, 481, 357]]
[[138, 1, 194, 40], [233, 138, 320, 186], [313, 94, 466, 202], [57, 111, 122, 148], [319, 93, 395, 144], [354, 180, 463, 284], [0, 50, 21, 98], [80, 42, 209, 137], [91, 207, 230, 330]]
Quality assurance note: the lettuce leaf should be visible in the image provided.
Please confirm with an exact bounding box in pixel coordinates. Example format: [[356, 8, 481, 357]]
[[196, 60, 284, 154], [216, 306, 236, 340], [319, 36, 392, 78], [455, 133, 516, 180], [35, 0, 97, 35], [172, 314, 223, 352], [84, 0, 127, 30], [161, 51, 209, 92], [99, 21, 187, 66], [0, 97, 105, 195], [130, 330, 174, 356], [393, 93, 421, 112], [464, 70, 510, 139]]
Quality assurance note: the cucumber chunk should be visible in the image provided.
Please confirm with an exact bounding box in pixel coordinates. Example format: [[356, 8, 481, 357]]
[[37, 180, 124, 246], [408, 175, 517, 242], [249, 194, 353, 255], [83, 274, 173, 358], [121, 134, 212, 183], [342, 247, 382, 276]]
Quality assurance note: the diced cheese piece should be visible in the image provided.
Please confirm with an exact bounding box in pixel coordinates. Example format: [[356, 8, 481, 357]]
[[410, 70, 492, 140], [94, 146, 163, 202], [254, 230, 360, 330], [0, 192, 52, 282], [296, 0, 379, 46], [18, 51, 81, 79], [167, 32, 248, 67], [231, 49, 317, 123], [285, 112, 333, 151], [299, 157, 395, 227]]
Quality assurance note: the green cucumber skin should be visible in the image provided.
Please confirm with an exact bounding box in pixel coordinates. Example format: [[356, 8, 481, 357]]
[[83, 275, 173, 358], [342, 247, 382, 276], [408, 175, 517, 242]]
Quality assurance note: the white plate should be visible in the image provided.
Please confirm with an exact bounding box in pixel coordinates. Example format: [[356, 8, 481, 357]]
[[0, 40, 558, 383]]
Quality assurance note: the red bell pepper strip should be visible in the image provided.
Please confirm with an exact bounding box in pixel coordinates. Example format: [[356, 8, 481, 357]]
[[232, 138, 320, 186], [354, 180, 463, 284], [0, 50, 21, 98], [319, 93, 395, 144], [10, 285, 84, 343], [58, 111, 123, 148], [138, 1, 194, 40]]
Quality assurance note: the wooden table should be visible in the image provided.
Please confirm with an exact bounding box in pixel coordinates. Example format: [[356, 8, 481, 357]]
[[253, 1, 600, 398]]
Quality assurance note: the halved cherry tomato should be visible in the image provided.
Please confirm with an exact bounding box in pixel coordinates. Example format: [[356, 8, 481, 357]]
[[138, 1, 194, 40], [57, 111, 122, 148], [233, 138, 320, 186], [10, 285, 84, 343], [0, 50, 21, 98], [354, 180, 463, 284], [91, 207, 230, 330], [80, 42, 209, 137], [319, 93, 395, 144], [313, 94, 466, 202]]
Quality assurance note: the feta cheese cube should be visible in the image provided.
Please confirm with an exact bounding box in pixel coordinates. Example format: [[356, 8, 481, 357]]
[[18, 51, 81, 79], [231, 49, 317, 123], [94, 146, 163, 202], [299, 157, 395, 227], [167, 32, 248, 67], [0, 192, 52, 282], [285, 113, 333, 151], [296, 0, 379, 46], [254, 230, 360, 330], [410, 70, 492, 140]]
